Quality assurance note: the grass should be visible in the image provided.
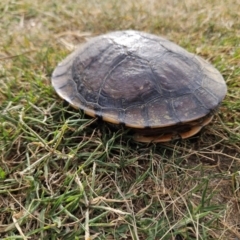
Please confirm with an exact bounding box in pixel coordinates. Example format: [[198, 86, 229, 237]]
[[0, 0, 240, 239]]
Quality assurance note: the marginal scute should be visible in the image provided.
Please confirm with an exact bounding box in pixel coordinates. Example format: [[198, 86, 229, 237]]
[[124, 105, 146, 128], [52, 30, 227, 142], [101, 108, 120, 124], [173, 94, 208, 122], [202, 75, 227, 101], [147, 99, 176, 127], [194, 87, 218, 109]]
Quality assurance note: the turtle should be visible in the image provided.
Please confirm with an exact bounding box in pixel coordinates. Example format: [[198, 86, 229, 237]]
[[51, 30, 227, 142]]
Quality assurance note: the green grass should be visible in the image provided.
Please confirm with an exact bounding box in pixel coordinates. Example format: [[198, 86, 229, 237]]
[[1, 0, 240, 239]]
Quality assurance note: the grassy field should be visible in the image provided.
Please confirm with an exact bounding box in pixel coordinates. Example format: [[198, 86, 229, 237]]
[[0, 0, 240, 239]]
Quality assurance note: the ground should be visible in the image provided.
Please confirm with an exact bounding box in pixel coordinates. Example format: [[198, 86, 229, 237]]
[[0, 0, 240, 239]]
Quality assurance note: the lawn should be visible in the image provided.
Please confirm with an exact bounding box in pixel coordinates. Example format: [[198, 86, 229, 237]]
[[0, 0, 240, 239]]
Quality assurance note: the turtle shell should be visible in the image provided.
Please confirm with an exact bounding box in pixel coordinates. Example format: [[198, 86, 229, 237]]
[[52, 30, 227, 130]]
